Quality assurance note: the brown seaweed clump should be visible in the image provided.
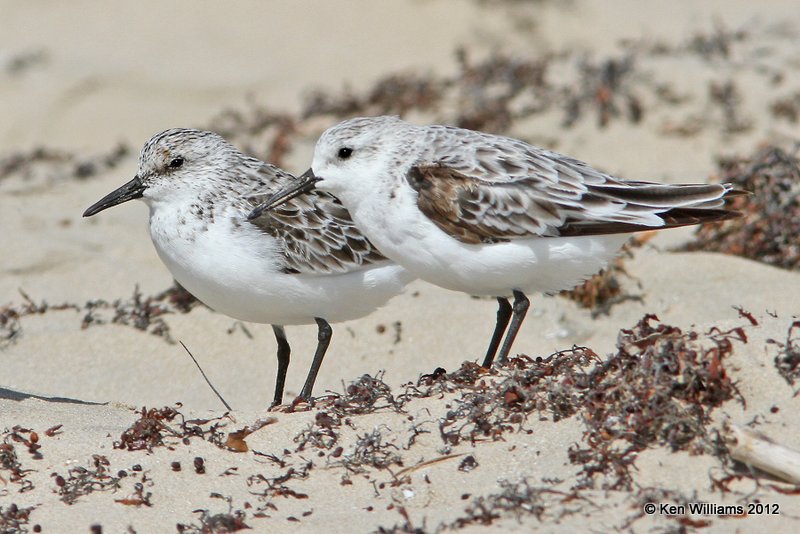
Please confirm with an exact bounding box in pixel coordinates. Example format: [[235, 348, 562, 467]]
[[0, 503, 38, 533], [114, 405, 231, 452], [568, 314, 744, 490], [397, 314, 745, 490], [1, 283, 199, 349], [683, 146, 800, 271], [770, 320, 800, 390]]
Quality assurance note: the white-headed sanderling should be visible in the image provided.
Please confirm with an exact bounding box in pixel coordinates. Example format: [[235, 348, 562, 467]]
[[84, 128, 413, 406], [255, 116, 742, 366]]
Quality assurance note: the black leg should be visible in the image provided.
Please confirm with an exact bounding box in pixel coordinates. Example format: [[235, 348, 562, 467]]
[[481, 297, 513, 368], [271, 325, 291, 407], [298, 318, 333, 401], [495, 291, 530, 366]]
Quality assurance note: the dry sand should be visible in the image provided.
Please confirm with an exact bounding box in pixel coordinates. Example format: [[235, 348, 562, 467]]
[[2, 1, 800, 532]]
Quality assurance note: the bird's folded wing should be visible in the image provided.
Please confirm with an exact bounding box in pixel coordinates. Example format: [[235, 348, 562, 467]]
[[247, 166, 387, 274], [407, 163, 742, 244]]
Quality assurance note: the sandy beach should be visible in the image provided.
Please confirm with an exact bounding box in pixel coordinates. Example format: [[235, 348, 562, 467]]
[[2, 1, 800, 532]]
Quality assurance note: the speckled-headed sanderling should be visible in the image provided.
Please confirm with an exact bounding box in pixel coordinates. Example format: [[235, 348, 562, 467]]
[[84, 128, 413, 406]]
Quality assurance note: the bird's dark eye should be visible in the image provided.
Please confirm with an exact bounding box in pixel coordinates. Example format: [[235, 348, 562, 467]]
[[337, 148, 353, 159], [168, 157, 184, 168]]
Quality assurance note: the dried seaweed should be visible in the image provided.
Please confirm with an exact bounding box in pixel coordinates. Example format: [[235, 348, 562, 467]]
[[403, 479, 590, 532], [0, 290, 80, 348], [338, 427, 403, 473], [393, 314, 745, 491], [686, 23, 748, 60], [53, 455, 122, 505], [399, 349, 598, 447], [771, 91, 800, 123], [708, 80, 753, 134], [114, 406, 184, 451], [83, 283, 200, 344], [247, 464, 311, 518], [293, 411, 342, 453], [769, 320, 800, 389], [114, 405, 231, 452], [569, 314, 744, 490], [114, 480, 153, 507], [562, 54, 643, 129], [1, 283, 199, 349], [682, 146, 800, 270], [0, 144, 128, 185], [0, 503, 38, 534], [401, 361, 487, 401], [452, 480, 562, 526], [203, 104, 298, 168], [451, 49, 550, 133], [304, 73, 444, 121], [177, 494, 250, 533], [0, 441, 32, 493], [327, 373, 405, 416]]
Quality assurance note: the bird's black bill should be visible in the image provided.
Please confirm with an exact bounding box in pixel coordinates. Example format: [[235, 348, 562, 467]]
[[247, 168, 320, 220], [83, 176, 145, 217]]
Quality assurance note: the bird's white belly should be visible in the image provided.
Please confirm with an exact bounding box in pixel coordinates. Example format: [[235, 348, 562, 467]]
[[148, 213, 411, 325], [421, 233, 630, 296], [354, 200, 629, 297]]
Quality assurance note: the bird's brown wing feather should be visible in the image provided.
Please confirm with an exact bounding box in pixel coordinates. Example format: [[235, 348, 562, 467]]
[[407, 164, 742, 243], [247, 165, 388, 274]]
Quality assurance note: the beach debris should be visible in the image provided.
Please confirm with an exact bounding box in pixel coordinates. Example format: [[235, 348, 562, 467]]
[[569, 315, 744, 489], [771, 90, 800, 123], [180, 341, 232, 412], [329, 372, 403, 415], [1, 283, 199, 349], [771, 321, 800, 391], [193, 457, 206, 475], [445, 480, 584, 529], [177, 494, 250, 533], [44, 425, 63, 437], [293, 411, 342, 453], [84, 284, 199, 344], [0, 290, 79, 348], [723, 422, 800, 484], [391, 314, 746, 490], [0, 425, 54, 493], [114, 480, 153, 507], [225, 417, 277, 453], [683, 145, 800, 271], [0, 503, 38, 533], [457, 455, 479, 473], [0, 143, 128, 186], [52, 455, 121, 505], [114, 406, 184, 451], [247, 464, 311, 519], [562, 54, 642, 129], [340, 427, 403, 473], [114, 405, 232, 452]]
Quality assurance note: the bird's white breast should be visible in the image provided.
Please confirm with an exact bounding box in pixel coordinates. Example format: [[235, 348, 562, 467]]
[[146, 202, 410, 325]]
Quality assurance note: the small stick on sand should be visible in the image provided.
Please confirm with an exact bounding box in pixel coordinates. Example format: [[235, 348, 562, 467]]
[[724, 422, 800, 484], [180, 341, 233, 412]]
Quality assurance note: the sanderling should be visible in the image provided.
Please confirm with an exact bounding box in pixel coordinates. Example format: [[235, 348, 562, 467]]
[[83, 128, 413, 406], [255, 115, 743, 367]]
